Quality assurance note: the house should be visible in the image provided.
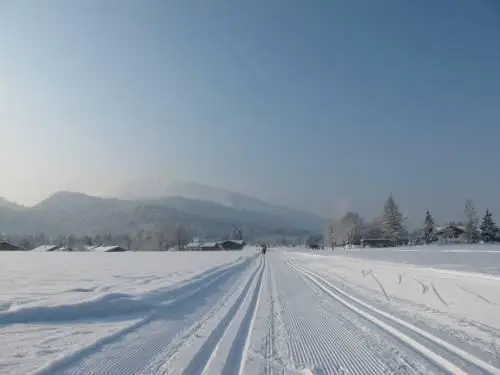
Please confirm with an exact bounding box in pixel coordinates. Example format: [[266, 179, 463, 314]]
[[185, 241, 203, 251], [219, 240, 245, 250], [0, 241, 22, 251], [92, 246, 127, 252], [435, 225, 466, 242], [360, 237, 409, 248], [361, 238, 393, 248], [200, 242, 220, 251]]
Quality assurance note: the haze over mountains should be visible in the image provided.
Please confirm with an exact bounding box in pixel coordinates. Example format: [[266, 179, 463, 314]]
[[114, 178, 325, 227], [0, 178, 325, 240]]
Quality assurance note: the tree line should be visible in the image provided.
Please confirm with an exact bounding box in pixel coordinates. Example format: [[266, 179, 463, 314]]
[[1, 223, 246, 251], [325, 194, 499, 247], [423, 198, 499, 244]]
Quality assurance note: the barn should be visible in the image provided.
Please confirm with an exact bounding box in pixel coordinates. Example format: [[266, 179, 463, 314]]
[[0, 241, 22, 251], [219, 240, 245, 250], [200, 242, 220, 251]]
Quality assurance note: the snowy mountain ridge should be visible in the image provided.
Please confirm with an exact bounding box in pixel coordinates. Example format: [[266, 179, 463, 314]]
[[112, 178, 325, 230], [0, 191, 321, 239]]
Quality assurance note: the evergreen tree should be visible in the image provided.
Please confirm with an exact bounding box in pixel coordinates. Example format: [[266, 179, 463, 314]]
[[480, 209, 498, 243], [382, 193, 404, 245], [423, 209, 436, 244], [464, 199, 480, 243]]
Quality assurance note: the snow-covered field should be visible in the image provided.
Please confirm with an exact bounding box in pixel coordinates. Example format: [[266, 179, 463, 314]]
[[0, 250, 256, 374], [2, 247, 500, 374], [325, 244, 500, 275], [288, 249, 500, 359]]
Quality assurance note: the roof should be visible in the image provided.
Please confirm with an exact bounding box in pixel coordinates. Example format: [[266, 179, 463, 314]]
[[92, 246, 127, 252], [200, 242, 219, 248], [222, 239, 244, 245], [436, 224, 466, 233], [32, 245, 59, 252], [0, 241, 22, 250], [185, 242, 203, 248]]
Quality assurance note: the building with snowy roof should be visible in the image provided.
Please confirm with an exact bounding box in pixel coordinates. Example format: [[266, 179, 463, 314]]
[[199, 242, 220, 251], [0, 241, 22, 251], [219, 239, 245, 250], [184, 241, 203, 251], [31, 245, 60, 252], [92, 246, 127, 252]]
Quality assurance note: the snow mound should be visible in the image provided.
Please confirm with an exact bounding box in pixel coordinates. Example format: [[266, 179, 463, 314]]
[[0, 293, 152, 325]]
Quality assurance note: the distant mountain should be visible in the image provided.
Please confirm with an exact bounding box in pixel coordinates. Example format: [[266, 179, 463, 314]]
[[0, 197, 25, 210], [114, 178, 326, 231], [0, 191, 318, 240]]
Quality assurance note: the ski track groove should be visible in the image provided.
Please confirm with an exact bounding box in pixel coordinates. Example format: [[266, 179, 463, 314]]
[[274, 257, 388, 375], [265, 259, 276, 375], [147, 257, 263, 375], [264, 254, 291, 375], [32, 256, 257, 375], [223, 256, 264, 375], [295, 270, 419, 375], [289, 259, 500, 375], [180, 258, 264, 375]]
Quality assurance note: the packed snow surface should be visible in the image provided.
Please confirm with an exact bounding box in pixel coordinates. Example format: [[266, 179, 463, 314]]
[[0, 251, 254, 374], [1, 246, 500, 374]]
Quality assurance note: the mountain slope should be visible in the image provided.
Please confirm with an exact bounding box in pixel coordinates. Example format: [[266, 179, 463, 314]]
[[0, 192, 316, 239], [114, 178, 325, 231], [0, 197, 25, 210]]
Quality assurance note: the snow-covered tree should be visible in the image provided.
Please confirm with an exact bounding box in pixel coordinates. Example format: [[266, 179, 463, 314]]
[[324, 220, 339, 249], [480, 209, 498, 243], [382, 193, 404, 245], [464, 199, 480, 243], [339, 212, 364, 245], [423, 209, 436, 244]]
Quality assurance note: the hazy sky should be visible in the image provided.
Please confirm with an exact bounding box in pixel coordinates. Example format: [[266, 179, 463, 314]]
[[1, 1, 499, 223]]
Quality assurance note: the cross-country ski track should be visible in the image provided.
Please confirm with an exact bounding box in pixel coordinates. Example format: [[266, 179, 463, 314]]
[[16, 251, 500, 375]]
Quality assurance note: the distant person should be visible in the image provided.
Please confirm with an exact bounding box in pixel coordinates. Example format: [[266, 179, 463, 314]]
[[261, 244, 267, 255]]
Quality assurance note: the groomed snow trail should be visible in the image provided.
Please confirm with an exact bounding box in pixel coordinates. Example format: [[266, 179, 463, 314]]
[[288, 259, 500, 375], [263, 254, 444, 375], [32, 255, 260, 375], [26, 251, 500, 375]]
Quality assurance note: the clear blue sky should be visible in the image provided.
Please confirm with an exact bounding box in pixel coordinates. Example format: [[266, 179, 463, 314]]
[[1, 1, 499, 224]]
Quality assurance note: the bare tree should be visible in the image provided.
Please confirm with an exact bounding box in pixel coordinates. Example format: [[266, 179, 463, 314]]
[[464, 199, 479, 243], [173, 224, 192, 250], [231, 226, 243, 241], [20, 236, 33, 250], [324, 220, 339, 249]]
